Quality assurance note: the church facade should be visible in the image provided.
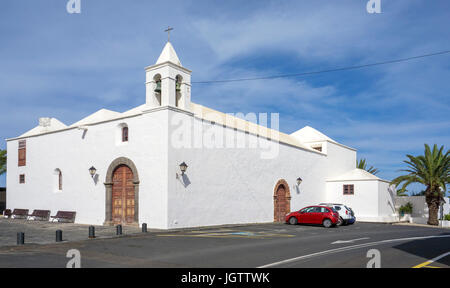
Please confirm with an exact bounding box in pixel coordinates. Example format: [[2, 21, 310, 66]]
[[6, 42, 398, 229]]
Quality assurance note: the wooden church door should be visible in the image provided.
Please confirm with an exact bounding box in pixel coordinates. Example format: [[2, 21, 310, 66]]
[[112, 165, 135, 224]]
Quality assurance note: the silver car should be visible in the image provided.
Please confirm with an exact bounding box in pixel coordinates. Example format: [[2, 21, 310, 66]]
[[319, 203, 354, 226]]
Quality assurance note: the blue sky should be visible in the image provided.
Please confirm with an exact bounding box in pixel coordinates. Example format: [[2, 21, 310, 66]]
[[1, 0, 449, 194]]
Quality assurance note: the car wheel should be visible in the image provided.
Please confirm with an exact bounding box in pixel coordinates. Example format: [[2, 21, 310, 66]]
[[289, 217, 298, 225], [323, 219, 332, 228], [336, 217, 344, 226]]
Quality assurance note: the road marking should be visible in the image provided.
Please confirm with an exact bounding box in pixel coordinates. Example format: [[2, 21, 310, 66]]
[[157, 230, 294, 239], [258, 234, 450, 268], [412, 251, 450, 268], [332, 237, 370, 244]]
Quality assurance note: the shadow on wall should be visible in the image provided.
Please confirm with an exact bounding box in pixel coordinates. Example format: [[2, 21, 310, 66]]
[[93, 174, 100, 185], [177, 174, 191, 188]]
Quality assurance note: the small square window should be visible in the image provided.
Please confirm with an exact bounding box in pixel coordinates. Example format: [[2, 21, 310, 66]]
[[343, 184, 354, 195], [19, 174, 25, 184]]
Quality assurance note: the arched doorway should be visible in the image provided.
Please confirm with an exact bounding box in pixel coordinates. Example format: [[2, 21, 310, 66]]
[[104, 157, 139, 226], [273, 179, 291, 223], [112, 165, 134, 224]]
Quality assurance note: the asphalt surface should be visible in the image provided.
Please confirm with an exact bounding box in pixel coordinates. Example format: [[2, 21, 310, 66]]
[[0, 222, 448, 268]]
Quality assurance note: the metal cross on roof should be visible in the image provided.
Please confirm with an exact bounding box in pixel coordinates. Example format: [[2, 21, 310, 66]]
[[164, 26, 174, 42]]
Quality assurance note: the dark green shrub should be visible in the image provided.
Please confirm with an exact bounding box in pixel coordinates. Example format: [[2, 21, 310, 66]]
[[399, 202, 413, 214]]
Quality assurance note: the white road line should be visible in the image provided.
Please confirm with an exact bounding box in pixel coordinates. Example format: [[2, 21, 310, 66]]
[[412, 251, 450, 268], [258, 234, 450, 268], [331, 237, 370, 244]]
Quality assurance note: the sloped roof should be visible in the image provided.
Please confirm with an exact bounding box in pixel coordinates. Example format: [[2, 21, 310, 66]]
[[70, 109, 122, 127], [190, 103, 318, 153], [121, 104, 149, 117], [10, 102, 339, 157], [20, 118, 67, 137], [156, 42, 182, 66], [327, 168, 383, 182], [290, 126, 337, 143]]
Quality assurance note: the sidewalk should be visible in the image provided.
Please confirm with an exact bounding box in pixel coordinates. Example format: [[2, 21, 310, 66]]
[[0, 217, 144, 247]]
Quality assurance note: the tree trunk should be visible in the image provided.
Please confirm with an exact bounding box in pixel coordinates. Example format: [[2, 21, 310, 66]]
[[426, 189, 440, 226]]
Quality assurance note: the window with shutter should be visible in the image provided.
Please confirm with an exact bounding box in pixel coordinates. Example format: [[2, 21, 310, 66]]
[[122, 127, 128, 142], [343, 184, 354, 195], [18, 140, 26, 166]]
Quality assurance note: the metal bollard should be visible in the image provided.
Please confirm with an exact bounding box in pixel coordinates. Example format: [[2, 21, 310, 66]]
[[142, 223, 147, 233], [116, 224, 122, 235], [89, 226, 95, 239], [17, 232, 25, 245], [56, 230, 63, 242]]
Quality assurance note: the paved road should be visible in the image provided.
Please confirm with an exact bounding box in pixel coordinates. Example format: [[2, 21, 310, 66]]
[[0, 222, 448, 268]]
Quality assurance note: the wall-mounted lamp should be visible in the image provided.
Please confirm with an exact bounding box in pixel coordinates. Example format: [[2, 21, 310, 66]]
[[89, 166, 97, 178], [296, 177, 303, 186], [179, 162, 188, 175], [176, 162, 190, 187]]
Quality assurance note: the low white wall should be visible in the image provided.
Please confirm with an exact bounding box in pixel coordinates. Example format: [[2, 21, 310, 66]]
[[439, 220, 450, 228], [394, 196, 450, 221], [357, 216, 398, 223]]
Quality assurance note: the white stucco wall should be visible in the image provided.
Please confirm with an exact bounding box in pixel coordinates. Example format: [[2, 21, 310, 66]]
[[325, 141, 357, 179], [326, 179, 397, 222], [377, 181, 397, 222], [166, 111, 329, 229], [6, 109, 170, 228], [326, 180, 379, 220], [6, 107, 376, 229], [7, 41, 388, 229]]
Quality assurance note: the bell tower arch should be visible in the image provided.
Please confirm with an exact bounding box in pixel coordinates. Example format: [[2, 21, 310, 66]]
[[145, 41, 192, 111]]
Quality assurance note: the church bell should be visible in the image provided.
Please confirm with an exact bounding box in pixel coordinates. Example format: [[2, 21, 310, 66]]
[[154, 81, 161, 93]]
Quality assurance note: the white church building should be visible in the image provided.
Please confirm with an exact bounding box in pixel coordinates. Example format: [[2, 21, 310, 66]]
[[6, 42, 398, 229]]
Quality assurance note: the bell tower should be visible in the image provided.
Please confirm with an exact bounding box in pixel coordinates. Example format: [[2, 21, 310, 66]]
[[145, 40, 192, 111]]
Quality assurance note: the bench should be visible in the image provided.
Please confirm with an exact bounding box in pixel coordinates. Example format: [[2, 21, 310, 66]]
[[11, 209, 29, 219], [51, 211, 76, 223], [27, 210, 51, 221]]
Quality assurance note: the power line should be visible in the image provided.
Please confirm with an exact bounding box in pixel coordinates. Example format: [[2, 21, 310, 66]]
[[192, 50, 450, 84]]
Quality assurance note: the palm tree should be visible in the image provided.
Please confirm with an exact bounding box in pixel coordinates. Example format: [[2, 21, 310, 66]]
[[396, 187, 408, 196], [356, 158, 379, 175], [391, 144, 449, 226], [0, 149, 6, 176]]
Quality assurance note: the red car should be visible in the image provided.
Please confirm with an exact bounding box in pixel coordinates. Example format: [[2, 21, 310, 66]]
[[285, 206, 340, 228]]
